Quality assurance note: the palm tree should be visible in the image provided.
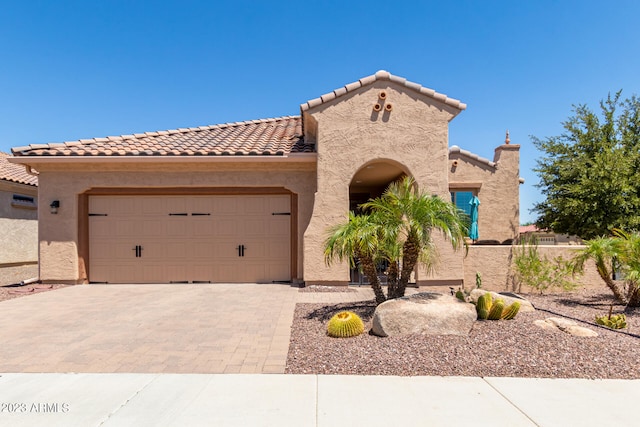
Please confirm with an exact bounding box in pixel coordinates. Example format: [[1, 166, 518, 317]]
[[324, 212, 387, 305], [572, 230, 640, 308], [572, 236, 626, 302], [362, 177, 469, 298]]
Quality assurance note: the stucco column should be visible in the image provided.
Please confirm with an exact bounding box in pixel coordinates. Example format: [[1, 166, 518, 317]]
[[302, 172, 351, 285], [37, 171, 81, 283]]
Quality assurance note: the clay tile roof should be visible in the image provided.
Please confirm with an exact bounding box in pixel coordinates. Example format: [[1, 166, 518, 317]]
[[300, 70, 467, 112], [12, 116, 311, 157], [449, 145, 496, 168], [519, 224, 541, 233], [0, 152, 38, 186]]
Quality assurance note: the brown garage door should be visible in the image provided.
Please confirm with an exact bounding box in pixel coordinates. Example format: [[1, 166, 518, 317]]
[[88, 195, 291, 283]]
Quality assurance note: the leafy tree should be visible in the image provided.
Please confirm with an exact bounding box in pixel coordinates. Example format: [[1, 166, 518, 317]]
[[324, 177, 469, 304], [533, 92, 640, 239]]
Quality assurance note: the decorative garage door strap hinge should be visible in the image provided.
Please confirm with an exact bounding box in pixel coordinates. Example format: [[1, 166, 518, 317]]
[[89, 213, 108, 216], [191, 213, 211, 216], [169, 213, 188, 216], [272, 212, 291, 215]]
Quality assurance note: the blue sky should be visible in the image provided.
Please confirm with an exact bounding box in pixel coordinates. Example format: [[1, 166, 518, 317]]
[[1, 1, 639, 223]]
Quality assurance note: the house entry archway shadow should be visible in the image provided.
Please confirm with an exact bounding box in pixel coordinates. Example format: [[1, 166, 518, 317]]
[[348, 160, 409, 285]]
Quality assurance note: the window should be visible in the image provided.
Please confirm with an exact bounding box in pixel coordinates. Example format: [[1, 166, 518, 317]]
[[450, 191, 474, 217], [12, 194, 37, 209]]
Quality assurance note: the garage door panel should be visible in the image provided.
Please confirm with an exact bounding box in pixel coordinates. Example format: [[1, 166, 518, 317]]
[[141, 197, 165, 214], [165, 196, 188, 213], [215, 197, 239, 214], [243, 197, 266, 215], [191, 197, 215, 214], [215, 218, 239, 236], [241, 264, 266, 282], [191, 241, 215, 257], [244, 219, 267, 236], [142, 220, 164, 237], [269, 195, 290, 211], [166, 217, 188, 236], [269, 218, 289, 236], [115, 219, 137, 237], [268, 264, 290, 282], [191, 264, 214, 283], [267, 240, 289, 257], [89, 194, 291, 284], [89, 218, 112, 237], [193, 219, 215, 236], [214, 262, 238, 282], [139, 264, 165, 283], [166, 264, 190, 283], [244, 241, 265, 258]]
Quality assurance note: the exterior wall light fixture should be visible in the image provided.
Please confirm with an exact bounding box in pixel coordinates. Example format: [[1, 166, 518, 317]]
[[50, 200, 60, 214]]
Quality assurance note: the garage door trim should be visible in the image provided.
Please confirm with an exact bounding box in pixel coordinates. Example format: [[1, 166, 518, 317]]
[[78, 187, 297, 284]]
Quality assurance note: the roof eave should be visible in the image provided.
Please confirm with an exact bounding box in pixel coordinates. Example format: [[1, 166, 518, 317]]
[[449, 146, 496, 169], [7, 153, 317, 165], [300, 70, 467, 113]]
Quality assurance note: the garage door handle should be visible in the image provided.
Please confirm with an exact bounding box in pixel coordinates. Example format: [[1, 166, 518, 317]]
[[236, 244, 246, 257], [132, 245, 143, 258]]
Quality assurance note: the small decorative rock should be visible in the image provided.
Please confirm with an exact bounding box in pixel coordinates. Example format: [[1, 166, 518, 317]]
[[470, 289, 535, 313], [534, 317, 598, 337], [371, 292, 477, 337]]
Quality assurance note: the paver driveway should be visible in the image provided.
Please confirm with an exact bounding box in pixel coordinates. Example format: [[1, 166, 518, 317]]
[[0, 284, 375, 374]]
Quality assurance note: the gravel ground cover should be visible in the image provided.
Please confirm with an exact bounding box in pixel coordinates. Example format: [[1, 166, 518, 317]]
[[286, 288, 640, 378], [0, 284, 69, 302]]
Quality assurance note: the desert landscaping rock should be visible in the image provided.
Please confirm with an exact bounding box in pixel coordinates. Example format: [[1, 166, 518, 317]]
[[565, 325, 599, 337], [533, 319, 559, 332], [534, 317, 599, 337], [470, 289, 535, 312], [287, 288, 639, 378], [371, 292, 477, 337]]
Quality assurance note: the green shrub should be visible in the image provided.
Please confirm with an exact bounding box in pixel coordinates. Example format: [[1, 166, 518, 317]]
[[511, 238, 578, 294], [595, 307, 627, 330]]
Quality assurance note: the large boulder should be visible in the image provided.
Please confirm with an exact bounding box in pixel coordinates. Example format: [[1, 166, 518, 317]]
[[371, 292, 477, 337], [534, 317, 599, 337], [469, 289, 535, 313]]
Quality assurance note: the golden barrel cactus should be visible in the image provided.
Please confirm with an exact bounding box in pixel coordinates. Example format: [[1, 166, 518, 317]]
[[327, 311, 365, 338]]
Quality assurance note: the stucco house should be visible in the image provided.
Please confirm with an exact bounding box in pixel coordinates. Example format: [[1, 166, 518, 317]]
[[0, 152, 38, 267], [10, 70, 521, 286]]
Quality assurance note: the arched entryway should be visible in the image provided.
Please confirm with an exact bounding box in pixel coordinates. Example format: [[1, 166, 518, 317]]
[[348, 160, 409, 284]]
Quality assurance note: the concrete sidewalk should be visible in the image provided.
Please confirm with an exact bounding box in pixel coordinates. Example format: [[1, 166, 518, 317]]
[[1, 373, 638, 427]]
